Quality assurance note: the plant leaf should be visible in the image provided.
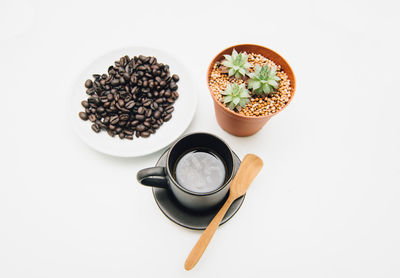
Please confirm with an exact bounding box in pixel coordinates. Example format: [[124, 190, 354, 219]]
[[268, 79, 278, 88], [224, 95, 232, 103], [263, 85, 271, 94], [222, 60, 232, 67], [240, 90, 250, 98]]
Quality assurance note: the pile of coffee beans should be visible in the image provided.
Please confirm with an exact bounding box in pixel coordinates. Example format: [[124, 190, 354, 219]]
[[78, 55, 179, 139]]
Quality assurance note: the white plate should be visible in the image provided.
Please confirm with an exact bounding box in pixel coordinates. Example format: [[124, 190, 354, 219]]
[[70, 47, 196, 157]]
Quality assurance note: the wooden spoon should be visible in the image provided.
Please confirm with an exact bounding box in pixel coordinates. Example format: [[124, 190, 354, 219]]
[[184, 154, 263, 270]]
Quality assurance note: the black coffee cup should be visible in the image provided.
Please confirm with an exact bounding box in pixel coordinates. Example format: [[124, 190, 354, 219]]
[[137, 133, 235, 211]]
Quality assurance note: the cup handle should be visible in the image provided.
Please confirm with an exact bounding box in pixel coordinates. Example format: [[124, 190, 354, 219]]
[[136, 167, 168, 188]]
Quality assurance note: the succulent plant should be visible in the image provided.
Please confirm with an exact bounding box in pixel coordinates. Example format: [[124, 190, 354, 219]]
[[247, 64, 280, 95], [221, 83, 250, 110], [221, 49, 251, 78]]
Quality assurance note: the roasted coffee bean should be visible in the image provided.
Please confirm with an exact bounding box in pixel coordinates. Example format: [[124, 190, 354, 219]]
[[148, 128, 155, 134], [143, 121, 151, 128], [141, 132, 150, 138], [109, 124, 116, 130], [135, 114, 145, 121], [111, 79, 120, 86], [145, 109, 152, 118], [170, 82, 178, 90], [96, 107, 105, 113], [143, 100, 151, 107], [138, 107, 145, 114], [126, 135, 133, 140], [88, 96, 99, 104], [167, 98, 175, 103], [124, 94, 132, 102], [107, 130, 115, 137], [116, 127, 122, 133], [131, 120, 139, 127], [81, 100, 89, 108], [136, 124, 146, 132], [96, 120, 106, 129], [85, 79, 93, 88], [123, 72, 130, 81], [153, 111, 161, 119], [151, 102, 158, 110], [135, 130, 140, 138], [118, 133, 125, 139], [155, 98, 164, 104], [125, 101, 135, 109], [172, 74, 179, 82], [88, 114, 96, 122], [165, 106, 174, 114], [110, 115, 119, 125], [79, 112, 88, 120], [164, 114, 172, 121], [120, 114, 129, 121], [86, 88, 95, 95], [91, 124, 100, 133], [118, 99, 125, 107]]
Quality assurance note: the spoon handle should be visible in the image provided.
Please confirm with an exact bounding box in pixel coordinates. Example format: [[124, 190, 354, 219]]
[[184, 194, 236, 270]]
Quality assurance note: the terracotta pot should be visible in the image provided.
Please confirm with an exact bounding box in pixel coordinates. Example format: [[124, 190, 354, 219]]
[[207, 44, 296, 137]]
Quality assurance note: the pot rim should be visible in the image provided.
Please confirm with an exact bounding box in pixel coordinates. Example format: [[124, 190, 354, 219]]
[[206, 43, 296, 119]]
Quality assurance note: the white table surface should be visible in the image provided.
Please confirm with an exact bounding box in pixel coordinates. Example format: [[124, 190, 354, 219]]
[[1, 0, 399, 277]]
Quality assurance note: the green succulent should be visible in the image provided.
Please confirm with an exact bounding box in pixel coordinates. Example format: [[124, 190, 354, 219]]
[[247, 64, 281, 95], [221, 49, 251, 78], [221, 83, 250, 110]]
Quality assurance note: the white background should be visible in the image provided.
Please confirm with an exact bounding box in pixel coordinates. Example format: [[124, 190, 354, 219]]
[[1, 0, 399, 277]]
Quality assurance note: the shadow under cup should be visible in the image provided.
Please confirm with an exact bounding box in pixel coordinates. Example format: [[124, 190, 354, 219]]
[[137, 133, 235, 211]]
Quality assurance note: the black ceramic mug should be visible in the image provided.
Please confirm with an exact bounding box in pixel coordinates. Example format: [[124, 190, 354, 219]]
[[136, 133, 235, 211]]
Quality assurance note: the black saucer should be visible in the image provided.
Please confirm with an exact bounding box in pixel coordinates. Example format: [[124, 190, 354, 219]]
[[152, 150, 245, 230]]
